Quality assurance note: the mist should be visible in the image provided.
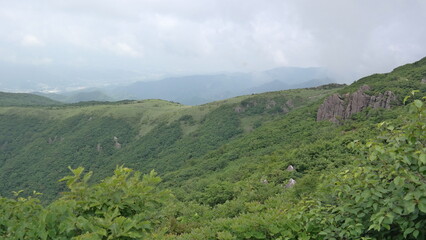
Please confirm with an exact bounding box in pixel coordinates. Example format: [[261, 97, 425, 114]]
[[1, 0, 425, 92]]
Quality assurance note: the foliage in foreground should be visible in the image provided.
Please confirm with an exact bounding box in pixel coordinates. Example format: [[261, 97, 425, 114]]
[[0, 166, 171, 240]]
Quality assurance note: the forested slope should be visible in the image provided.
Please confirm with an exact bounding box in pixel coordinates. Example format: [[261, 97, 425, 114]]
[[0, 86, 340, 202], [0, 57, 425, 239]]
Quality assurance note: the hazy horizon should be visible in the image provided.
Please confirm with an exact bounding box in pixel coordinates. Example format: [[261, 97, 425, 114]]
[[1, 0, 426, 92]]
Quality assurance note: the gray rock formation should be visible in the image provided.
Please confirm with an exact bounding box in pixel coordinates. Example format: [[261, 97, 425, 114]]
[[234, 106, 244, 113], [285, 178, 296, 188], [286, 165, 295, 171], [421, 78, 426, 84], [317, 85, 396, 123], [265, 100, 277, 109], [115, 142, 122, 149], [113, 136, 122, 149], [234, 98, 294, 114], [96, 143, 102, 152], [48, 136, 58, 144]]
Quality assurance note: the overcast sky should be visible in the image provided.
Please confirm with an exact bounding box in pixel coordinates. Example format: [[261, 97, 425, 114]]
[[1, 0, 426, 87]]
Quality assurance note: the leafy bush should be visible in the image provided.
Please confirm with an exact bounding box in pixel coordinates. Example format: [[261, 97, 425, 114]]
[[0, 166, 171, 239]]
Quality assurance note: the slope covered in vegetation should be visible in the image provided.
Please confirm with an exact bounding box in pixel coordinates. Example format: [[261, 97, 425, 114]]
[[0, 85, 341, 202], [0, 92, 60, 106], [0, 57, 425, 239]]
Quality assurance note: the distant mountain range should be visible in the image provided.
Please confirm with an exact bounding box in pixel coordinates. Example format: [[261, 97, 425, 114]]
[[35, 90, 114, 103], [31, 66, 334, 105]]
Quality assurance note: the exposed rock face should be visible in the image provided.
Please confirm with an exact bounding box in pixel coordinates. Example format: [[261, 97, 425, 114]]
[[317, 94, 345, 122], [317, 85, 396, 123], [286, 165, 295, 172], [421, 78, 426, 84]]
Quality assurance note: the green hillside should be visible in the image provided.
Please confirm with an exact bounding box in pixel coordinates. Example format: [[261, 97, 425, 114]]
[[342, 56, 426, 96], [0, 92, 60, 106], [0, 57, 425, 239], [0, 85, 341, 202]]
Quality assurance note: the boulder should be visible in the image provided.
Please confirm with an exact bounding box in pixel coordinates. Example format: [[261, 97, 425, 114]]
[[285, 178, 296, 188], [113, 136, 122, 149], [286, 165, 295, 171]]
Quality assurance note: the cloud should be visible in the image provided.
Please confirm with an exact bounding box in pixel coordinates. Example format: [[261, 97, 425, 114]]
[[21, 35, 44, 47], [101, 40, 141, 57], [288, 0, 426, 81], [31, 57, 53, 65], [0, 0, 425, 86]]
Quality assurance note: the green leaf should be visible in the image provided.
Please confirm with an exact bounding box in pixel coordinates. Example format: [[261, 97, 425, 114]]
[[419, 153, 426, 165], [393, 176, 405, 187], [413, 100, 423, 109], [404, 200, 416, 214], [403, 95, 410, 104], [404, 228, 414, 238], [411, 90, 420, 96], [413, 230, 419, 238], [418, 198, 426, 213]]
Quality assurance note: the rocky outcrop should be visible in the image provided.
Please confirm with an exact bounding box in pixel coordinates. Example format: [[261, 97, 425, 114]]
[[265, 100, 277, 109], [234, 98, 294, 114], [47, 136, 63, 144], [234, 106, 244, 113], [113, 136, 122, 149], [285, 178, 296, 188], [317, 85, 396, 123], [96, 143, 102, 152], [48, 136, 57, 144], [286, 165, 295, 172]]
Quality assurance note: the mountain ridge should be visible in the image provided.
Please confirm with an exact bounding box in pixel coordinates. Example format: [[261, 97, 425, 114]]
[[26, 66, 332, 105], [0, 91, 61, 106]]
